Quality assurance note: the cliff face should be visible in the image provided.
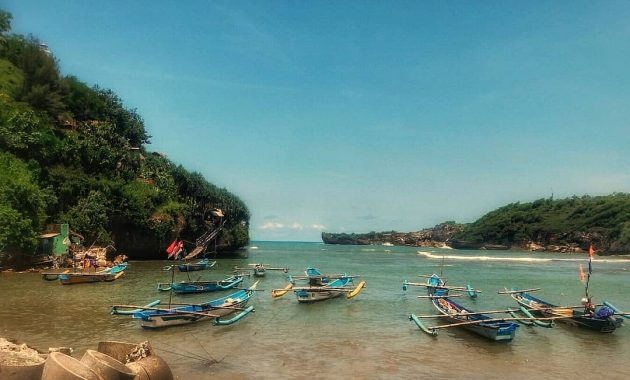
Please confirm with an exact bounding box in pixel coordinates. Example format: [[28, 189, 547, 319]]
[[322, 223, 462, 248]]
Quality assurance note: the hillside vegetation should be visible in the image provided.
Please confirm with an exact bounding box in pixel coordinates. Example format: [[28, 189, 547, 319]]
[[0, 10, 249, 263], [323, 194, 630, 254], [450, 194, 630, 254]]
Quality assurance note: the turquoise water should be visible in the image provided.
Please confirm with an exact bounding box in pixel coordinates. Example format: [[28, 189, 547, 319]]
[[1, 241, 629, 379]]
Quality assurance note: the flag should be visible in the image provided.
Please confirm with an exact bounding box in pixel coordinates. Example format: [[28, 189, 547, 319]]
[[578, 264, 586, 283], [169, 240, 184, 259], [588, 244, 596, 257], [165, 239, 178, 254]]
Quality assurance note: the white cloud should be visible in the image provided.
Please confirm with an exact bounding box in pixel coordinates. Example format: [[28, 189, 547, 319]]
[[257, 222, 325, 231], [260, 222, 284, 230]]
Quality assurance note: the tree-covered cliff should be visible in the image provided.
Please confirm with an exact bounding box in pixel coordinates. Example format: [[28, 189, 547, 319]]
[[0, 10, 249, 262], [450, 194, 630, 254], [323, 194, 630, 254]]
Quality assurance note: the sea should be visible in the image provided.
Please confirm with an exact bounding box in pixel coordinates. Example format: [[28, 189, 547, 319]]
[[1, 241, 629, 379]]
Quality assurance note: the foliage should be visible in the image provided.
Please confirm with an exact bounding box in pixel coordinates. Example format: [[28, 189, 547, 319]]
[[0, 151, 50, 253], [452, 194, 630, 250], [61, 190, 112, 245], [0, 9, 249, 259], [0, 59, 22, 96]]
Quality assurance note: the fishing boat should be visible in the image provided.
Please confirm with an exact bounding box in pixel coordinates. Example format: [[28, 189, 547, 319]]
[[505, 245, 625, 333], [157, 275, 243, 294], [234, 263, 289, 277], [177, 258, 216, 272], [113, 282, 258, 329], [507, 289, 623, 333], [403, 273, 480, 298], [289, 267, 358, 286], [272, 267, 365, 303], [410, 296, 519, 341], [58, 262, 128, 285]]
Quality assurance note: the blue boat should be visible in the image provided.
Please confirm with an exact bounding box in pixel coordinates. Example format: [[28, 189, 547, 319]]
[[274, 267, 366, 302], [429, 296, 519, 341], [402, 274, 480, 298], [157, 275, 243, 294], [120, 282, 258, 329], [178, 258, 216, 272], [510, 290, 623, 333]]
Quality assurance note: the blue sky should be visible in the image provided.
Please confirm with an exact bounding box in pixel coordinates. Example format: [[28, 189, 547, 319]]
[[5, 1, 630, 241]]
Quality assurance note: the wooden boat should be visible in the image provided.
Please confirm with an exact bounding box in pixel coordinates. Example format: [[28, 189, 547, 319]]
[[273, 267, 365, 303], [234, 263, 289, 277], [157, 275, 243, 294], [509, 289, 623, 333], [428, 296, 519, 341], [113, 282, 259, 329], [177, 258, 216, 272], [402, 273, 480, 298], [41, 269, 69, 281], [289, 267, 358, 286], [58, 263, 128, 285]]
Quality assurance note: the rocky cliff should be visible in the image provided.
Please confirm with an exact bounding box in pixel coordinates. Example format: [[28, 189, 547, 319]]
[[321, 223, 462, 248]]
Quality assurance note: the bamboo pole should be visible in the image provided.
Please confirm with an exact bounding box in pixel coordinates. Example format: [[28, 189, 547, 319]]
[[404, 282, 482, 292], [497, 288, 541, 294], [112, 304, 220, 318], [417, 294, 463, 298], [413, 309, 520, 318], [429, 315, 574, 330]]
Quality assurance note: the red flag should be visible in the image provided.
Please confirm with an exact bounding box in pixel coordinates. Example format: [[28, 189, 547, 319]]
[[578, 264, 586, 283], [166, 239, 178, 254], [588, 245, 596, 257], [169, 241, 184, 259]]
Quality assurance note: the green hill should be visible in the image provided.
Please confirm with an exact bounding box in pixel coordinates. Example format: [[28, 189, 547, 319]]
[[0, 9, 249, 264], [450, 194, 630, 254]]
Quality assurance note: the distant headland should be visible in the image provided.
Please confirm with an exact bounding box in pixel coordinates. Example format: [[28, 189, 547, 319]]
[[322, 194, 630, 255]]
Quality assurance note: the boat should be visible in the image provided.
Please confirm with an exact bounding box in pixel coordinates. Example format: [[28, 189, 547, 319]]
[[113, 282, 259, 329], [272, 267, 365, 303], [177, 258, 216, 272], [41, 269, 70, 281], [289, 267, 358, 286], [402, 273, 480, 298], [416, 296, 519, 341], [233, 263, 289, 277], [157, 275, 243, 294], [505, 246, 624, 333], [58, 262, 128, 285], [508, 289, 623, 333]]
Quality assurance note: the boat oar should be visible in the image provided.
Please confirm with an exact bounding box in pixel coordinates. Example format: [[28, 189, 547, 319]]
[[272, 283, 294, 298], [497, 288, 541, 294], [417, 294, 464, 298], [412, 309, 521, 318], [111, 304, 221, 318]]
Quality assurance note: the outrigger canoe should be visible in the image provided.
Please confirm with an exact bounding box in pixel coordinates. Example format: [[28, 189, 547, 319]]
[[509, 289, 623, 333], [58, 262, 128, 285], [178, 258, 216, 272], [402, 273, 480, 298], [112, 282, 258, 329], [157, 275, 243, 294], [273, 267, 366, 303], [410, 296, 519, 341]]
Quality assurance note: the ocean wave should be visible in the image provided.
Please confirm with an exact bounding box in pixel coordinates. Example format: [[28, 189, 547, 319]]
[[416, 251, 630, 263]]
